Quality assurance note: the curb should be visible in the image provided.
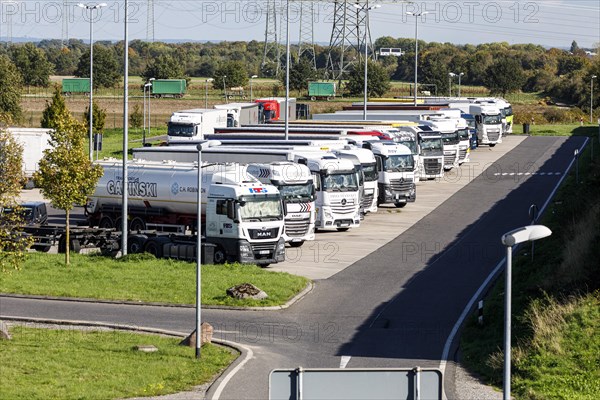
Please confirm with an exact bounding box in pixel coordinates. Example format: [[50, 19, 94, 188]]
[[0, 281, 314, 311]]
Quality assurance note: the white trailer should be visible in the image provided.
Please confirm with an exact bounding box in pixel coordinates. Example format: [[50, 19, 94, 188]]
[[6, 127, 52, 180], [214, 102, 260, 127], [87, 160, 286, 266], [167, 109, 228, 143]]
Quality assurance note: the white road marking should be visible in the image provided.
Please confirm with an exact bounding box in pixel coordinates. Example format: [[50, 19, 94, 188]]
[[340, 355, 351, 369]]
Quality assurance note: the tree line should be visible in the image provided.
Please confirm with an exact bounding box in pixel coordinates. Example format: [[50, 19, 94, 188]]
[[0, 38, 599, 122]]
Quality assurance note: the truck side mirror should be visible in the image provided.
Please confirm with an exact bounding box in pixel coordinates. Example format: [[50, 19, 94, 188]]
[[227, 200, 236, 220]]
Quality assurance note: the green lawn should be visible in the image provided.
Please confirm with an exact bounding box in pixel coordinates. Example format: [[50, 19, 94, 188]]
[[1, 253, 309, 307], [0, 326, 237, 400]]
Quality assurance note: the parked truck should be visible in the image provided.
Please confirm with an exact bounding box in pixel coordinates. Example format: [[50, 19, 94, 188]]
[[255, 97, 297, 122], [246, 162, 315, 247], [469, 104, 503, 146], [86, 160, 286, 266], [151, 79, 187, 98], [214, 102, 260, 127], [419, 118, 459, 170], [308, 82, 336, 101], [6, 127, 52, 184], [61, 78, 90, 95], [167, 109, 228, 143]]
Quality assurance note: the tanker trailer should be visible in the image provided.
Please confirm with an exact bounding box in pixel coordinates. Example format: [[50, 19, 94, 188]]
[[86, 160, 286, 265]]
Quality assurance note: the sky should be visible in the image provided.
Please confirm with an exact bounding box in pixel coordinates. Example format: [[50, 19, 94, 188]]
[[1, 0, 599, 49]]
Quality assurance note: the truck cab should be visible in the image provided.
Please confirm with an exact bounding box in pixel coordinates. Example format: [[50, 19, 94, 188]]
[[416, 129, 444, 180], [295, 154, 361, 231], [246, 162, 316, 247], [469, 104, 503, 146], [167, 109, 228, 143], [362, 141, 416, 208], [420, 118, 459, 171]]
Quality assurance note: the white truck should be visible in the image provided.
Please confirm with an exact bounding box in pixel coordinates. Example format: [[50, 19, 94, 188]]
[[387, 130, 420, 181], [214, 102, 260, 127], [86, 160, 286, 266], [362, 141, 416, 207], [419, 118, 459, 171], [246, 162, 315, 247], [6, 127, 52, 183], [167, 109, 228, 143], [396, 126, 444, 180], [469, 104, 503, 146]]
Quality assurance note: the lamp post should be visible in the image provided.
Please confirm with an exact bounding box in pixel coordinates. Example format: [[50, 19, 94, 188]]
[[205, 78, 214, 109], [78, 2, 107, 161], [354, 3, 381, 120], [284, 0, 290, 140], [591, 75, 597, 123], [501, 225, 552, 400], [222, 75, 227, 104], [147, 78, 154, 143], [143, 82, 151, 145], [458, 72, 464, 97], [121, 0, 129, 255], [196, 140, 220, 359], [407, 11, 429, 106], [250, 75, 258, 101], [448, 72, 456, 97]]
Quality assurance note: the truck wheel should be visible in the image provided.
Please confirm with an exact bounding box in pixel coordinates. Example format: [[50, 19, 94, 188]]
[[394, 202, 407, 208], [143, 238, 165, 258], [213, 246, 227, 264], [129, 217, 146, 232], [58, 238, 81, 253], [489, 143, 496, 147], [32, 244, 51, 253], [128, 234, 148, 254], [99, 216, 114, 229], [289, 241, 304, 248], [310, 96, 316, 101]]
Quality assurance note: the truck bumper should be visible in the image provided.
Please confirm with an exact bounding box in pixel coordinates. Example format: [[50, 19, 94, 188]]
[[239, 238, 286, 265]]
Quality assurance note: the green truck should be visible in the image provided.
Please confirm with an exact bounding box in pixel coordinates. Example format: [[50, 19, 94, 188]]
[[308, 81, 336, 101], [151, 79, 187, 98], [62, 78, 90, 95]]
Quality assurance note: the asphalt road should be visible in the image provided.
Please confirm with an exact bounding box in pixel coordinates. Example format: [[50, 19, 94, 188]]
[[1, 135, 587, 400]]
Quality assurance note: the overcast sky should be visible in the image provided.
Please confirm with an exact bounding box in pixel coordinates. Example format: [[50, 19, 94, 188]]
[[1, 1, 599, 49]]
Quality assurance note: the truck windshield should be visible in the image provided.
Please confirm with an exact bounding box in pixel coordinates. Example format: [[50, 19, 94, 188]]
[[505, 106, 513, 116], [483, 114, 502, 124], [239, 196, 282, 222], [322, 172, 358, 192], [167, 123, 194, 137], [393, 139, 417, 154], [384, 155, 414, 172], [458, 128, 470, 141], [363, 163, 378, 182], [441, 132, 459, 145], [277, 183, 314, 202], [420, 138, 443, 153]]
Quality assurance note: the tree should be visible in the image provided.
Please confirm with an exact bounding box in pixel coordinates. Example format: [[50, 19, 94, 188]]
[[34, 112, 103, 265], [484, 58, 526, 96], [129, 104, 143, 130], [83, 103, 107, 134], [142, 54, 185, 81], [0, 119, 31, 272], [213, 61, 249, 89], [280, 59, 319, 92], [345, 60, 391, 97], [9, 43, 54, 87], [75, 45, 120, 88], [0, 55, 23, 122], [41, 87, 70, 130]]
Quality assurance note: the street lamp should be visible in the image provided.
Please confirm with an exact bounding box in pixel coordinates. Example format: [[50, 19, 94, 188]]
[[448, 72, 456, 97], [591, 75, 597, 123], [205, 78, 214, 109], [250, 75, 258, 101], [78, 2, 107, 161], [458, 72, 464, 97], [407, 11, 429, 106], [501, 225, 552, 400], [223, 75, 228, 104], [284, 0, 290, 140], [143, 82, 151, 146], [147, 77, 155, 143], [195, 140, 221, 359], [354, 3, 381, 120]]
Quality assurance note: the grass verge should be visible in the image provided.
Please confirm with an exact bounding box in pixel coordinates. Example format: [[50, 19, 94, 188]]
[[0, 325, 237, 400], [460, 129, 600, 399], [0, 253, 310, 307]]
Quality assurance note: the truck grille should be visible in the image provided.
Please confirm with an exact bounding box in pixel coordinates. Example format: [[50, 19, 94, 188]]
[[390, 179, 413, 193], [248, 228, 280, 240], [331, 198, 356, 214], [251, 243, 277, 259], [487, 131, 501, 142], [444, 152, 456, 167], [424, 159, 441, 175], [362, 192, 375, 209], [285, 218, 310, 237]]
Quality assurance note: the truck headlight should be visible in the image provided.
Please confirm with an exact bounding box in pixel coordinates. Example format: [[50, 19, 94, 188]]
[[276, 238, 286, 261], [385, 188, 393, 197], [239, 242, 252, 258], [324, 210, 333, 220]]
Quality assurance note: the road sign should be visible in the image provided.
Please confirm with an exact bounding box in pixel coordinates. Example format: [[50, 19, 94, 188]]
[[270, 367, 443, 400]]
